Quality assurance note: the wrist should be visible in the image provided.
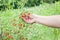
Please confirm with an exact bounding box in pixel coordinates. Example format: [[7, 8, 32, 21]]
[[35, 16, 47, 23], [34, 16, 41, 23]]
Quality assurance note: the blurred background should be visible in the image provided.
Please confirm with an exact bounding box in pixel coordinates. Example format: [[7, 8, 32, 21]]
[[0, 0, 60, 10]]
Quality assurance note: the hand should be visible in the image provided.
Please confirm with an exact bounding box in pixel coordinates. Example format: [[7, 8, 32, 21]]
[[21, 13, 37, 23]]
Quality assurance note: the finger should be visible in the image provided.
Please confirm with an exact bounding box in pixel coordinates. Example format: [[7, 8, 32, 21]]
[[22, 17, 28, 22], [22, 13, 26, 17]]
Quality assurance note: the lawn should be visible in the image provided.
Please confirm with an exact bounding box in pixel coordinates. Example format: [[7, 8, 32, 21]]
[[0, 1, 60, 40]]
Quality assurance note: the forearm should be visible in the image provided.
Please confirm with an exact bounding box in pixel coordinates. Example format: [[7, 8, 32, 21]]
[[35, 15, 60, 28]]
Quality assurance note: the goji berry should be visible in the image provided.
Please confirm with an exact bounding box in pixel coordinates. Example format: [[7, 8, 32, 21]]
[[18, 23, 23, 29], [18, 23, 22, 27], [28, 13, 30, 16], [8, 35, 13, 39], [22, 13, 26, 17], [12, 23, 17, 26], [27, 16, 30, 19]]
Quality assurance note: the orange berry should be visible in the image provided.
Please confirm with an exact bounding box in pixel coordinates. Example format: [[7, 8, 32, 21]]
[[8, 35, 13, 39], [13, 23, 17, 26], [18, 23, 23, 29], [22, 13, 26, 17], [18, 23, 22, 27], [28, 13, 30, 16]]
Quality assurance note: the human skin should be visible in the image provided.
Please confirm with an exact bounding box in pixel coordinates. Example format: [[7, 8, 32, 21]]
[[22, 14, 60, 28]]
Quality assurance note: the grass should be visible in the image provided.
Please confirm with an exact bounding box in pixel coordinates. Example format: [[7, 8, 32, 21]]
[[0, 1, 60, 40]]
